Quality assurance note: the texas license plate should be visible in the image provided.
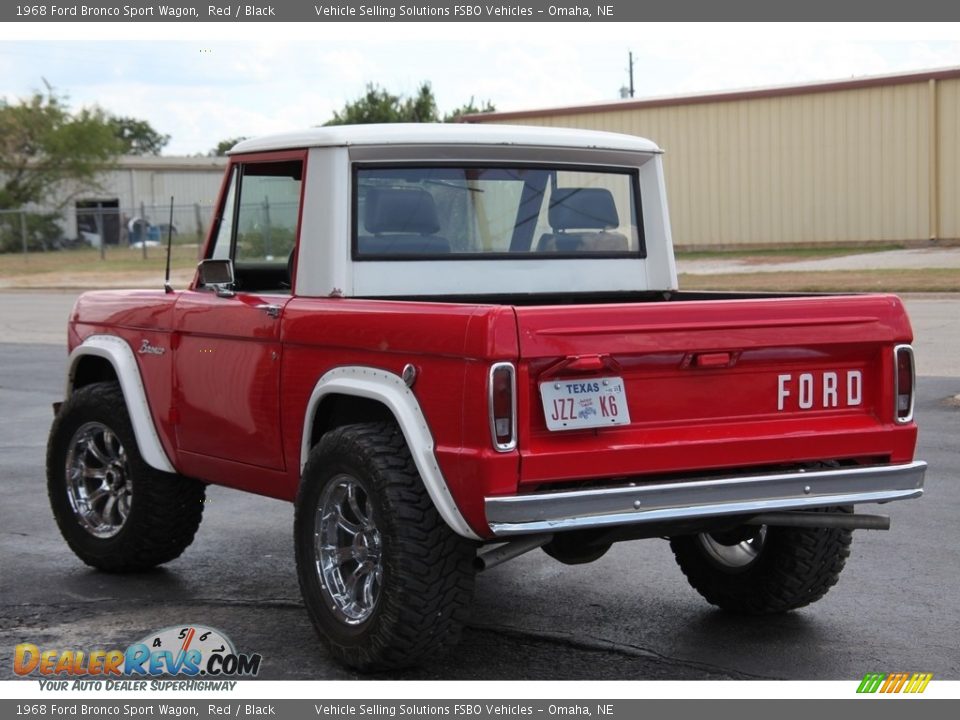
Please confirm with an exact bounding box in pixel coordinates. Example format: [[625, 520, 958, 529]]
[[539, 376, 631, 431]]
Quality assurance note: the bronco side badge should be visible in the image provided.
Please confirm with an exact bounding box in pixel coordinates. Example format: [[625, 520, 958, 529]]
[[138, 340, 165, 356]]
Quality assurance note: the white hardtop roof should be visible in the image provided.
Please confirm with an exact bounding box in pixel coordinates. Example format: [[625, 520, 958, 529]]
[[229, 124, 661, 155]]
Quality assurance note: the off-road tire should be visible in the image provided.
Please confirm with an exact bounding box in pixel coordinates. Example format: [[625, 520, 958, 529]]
[[669, 510, 853, 614], [47, 381, 205, 572], [294, 422, 476, 671]]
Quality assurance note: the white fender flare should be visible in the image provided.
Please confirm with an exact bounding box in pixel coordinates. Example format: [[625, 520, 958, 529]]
[[67, 335, 176, 474], [300, 366, 480, 540]]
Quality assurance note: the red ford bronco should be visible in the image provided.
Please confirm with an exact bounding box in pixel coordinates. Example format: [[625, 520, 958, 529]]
[[47, 124, 925, 670]]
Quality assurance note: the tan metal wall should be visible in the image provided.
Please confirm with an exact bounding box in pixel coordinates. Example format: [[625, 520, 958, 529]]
[[479, 77, 960, 248], [940, 78, 960, 242]]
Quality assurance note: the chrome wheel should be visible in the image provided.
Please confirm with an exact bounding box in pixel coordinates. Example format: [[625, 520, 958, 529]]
[[314, 474, 383, 625], [698, 526, 768, 569], [64, 421, 132, 539]]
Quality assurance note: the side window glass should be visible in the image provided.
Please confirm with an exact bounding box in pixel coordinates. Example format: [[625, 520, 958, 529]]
[[235, 161, 302, 264], [205, 160, 303, 293], [210, 168, 238, 260]]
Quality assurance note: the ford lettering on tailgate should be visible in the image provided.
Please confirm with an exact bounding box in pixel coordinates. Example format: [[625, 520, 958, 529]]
[[777, 370, 863, 411], [540, 377, 631, 431]]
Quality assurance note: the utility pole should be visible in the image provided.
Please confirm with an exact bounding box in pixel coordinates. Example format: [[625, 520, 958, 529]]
[[628, 50, 635, 99]]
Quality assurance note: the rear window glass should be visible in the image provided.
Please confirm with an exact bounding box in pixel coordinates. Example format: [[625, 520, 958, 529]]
[[353, 165, 643, 259]]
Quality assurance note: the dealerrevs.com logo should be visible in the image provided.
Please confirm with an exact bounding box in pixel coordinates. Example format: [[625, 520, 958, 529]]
[[15, 625, 262, 690]]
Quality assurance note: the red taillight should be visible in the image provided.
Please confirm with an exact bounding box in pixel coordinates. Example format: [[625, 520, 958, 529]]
[[488, 362, 516, 451], [894, 345, 915, 423]]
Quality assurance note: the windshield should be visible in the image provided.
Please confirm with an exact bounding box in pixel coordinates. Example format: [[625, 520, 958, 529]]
[[353, 165, 643, 259]]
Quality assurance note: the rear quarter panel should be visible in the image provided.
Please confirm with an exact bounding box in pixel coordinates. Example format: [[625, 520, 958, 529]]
[[279, 298, 519, 532]]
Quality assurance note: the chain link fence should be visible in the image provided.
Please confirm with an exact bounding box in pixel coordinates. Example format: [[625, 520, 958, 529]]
[[0, 203, 215, 259]]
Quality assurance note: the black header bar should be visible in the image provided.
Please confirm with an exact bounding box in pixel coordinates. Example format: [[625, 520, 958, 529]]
[[3, 0, 960, 23]]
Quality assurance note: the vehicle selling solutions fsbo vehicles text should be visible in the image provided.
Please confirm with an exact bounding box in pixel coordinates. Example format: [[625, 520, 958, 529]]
[[314, 5, 538, 17]]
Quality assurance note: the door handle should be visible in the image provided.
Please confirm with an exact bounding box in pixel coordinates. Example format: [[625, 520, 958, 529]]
[[257, 304, 282, 319]]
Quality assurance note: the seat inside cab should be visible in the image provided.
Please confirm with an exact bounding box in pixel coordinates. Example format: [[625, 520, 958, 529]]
[[537, 188, 628, 253], [358, 188, 451, 255]]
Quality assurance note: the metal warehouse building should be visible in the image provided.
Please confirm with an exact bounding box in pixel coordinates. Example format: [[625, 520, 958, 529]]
[[63, 155, 227, 246], [464, 67, 960, 250]]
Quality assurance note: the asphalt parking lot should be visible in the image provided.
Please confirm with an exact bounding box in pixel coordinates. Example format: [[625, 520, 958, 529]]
[[1, 292, 958, 681]]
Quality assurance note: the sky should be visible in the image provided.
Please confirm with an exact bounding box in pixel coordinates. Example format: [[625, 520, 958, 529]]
[[1, 22, 960, 155]]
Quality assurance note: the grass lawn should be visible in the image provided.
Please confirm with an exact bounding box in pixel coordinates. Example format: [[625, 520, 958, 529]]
[[675, 244, 904, 261], [0, 245, 201, 277], [679, 268, 960, 293]]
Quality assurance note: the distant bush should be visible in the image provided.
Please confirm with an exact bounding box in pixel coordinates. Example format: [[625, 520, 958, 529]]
[[0, 212, 63, 253]]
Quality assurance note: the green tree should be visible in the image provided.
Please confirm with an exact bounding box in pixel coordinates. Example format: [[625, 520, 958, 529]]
[[443, 97, 496, 123], [403, 82, 439, 123], [325, 84, 413, 125], [209, 136, 249, 156], [108, 116, 170, 155], [0, 86, 122, 210], [324, 82, 494, 125]]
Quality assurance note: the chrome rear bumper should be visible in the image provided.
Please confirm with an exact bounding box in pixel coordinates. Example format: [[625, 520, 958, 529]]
[[485, 461, 926, 536]]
